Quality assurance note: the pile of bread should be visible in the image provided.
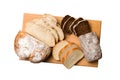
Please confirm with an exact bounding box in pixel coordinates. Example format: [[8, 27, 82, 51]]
[[14, 14, 102, 69]]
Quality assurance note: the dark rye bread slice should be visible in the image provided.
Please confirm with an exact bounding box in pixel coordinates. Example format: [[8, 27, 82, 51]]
[[63, 17, 75, 34], [61, 15, 71, 30], [73, 20, 91, 36], [69, 17, 83, 34], [63, 48, 84, 69], [79, 32, 102, 62]]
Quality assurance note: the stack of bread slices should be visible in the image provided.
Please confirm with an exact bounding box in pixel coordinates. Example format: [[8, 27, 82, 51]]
[[52, 40, 84, 69], [61, 15, 91, 36]]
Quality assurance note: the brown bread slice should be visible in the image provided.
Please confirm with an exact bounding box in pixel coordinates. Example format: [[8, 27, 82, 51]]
[[63, 48, 84, 69], [61, 15, 71, 29], [62, 17, 71, 31], [70, 17, 83, 34], [73, 20, 91, 36], [63, 17, 75, 34], [79, 32, 102, 62]]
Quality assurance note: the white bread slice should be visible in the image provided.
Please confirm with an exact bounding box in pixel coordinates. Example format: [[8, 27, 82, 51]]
[[60, 43, 79, 63], [52, 40, 69, 60], [53, 25, 64, 41], [41, 16, 64, 41], [24, 22, 55, 47], [31, 18, 59, 43], [48, 28, 58, 43], [43, 14, 57, 26], [14, 31, 51, 62], [31, 16, 63, 42], [63, 48, 84, 69], [39, 14, 64, 41]]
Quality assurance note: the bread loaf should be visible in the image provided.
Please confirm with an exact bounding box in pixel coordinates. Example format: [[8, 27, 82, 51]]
[[14, 31, 51, 62], [79, 32, 102, 62]]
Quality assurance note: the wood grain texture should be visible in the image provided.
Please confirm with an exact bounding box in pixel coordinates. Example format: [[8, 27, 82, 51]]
[[22, 13, 102, 67]]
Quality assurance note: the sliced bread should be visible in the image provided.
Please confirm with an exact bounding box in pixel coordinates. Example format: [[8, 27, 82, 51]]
[[63, 48, 84, 69], [61, 15, 71, 29], [73, 20, 91, 36], [32, 17, 64, 42], [63, 17, 75, 34], [60, 43, 79, 63], [62, 16, 71, 31], [53, 25, 64, 41], [24, 22, 55, 47], [48, 28, 59, 43], [52, 40, 69, 60], [70, 17, 83, 34]]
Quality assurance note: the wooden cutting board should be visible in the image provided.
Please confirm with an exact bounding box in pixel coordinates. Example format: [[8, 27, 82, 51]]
[[22, 13, 102, 67]]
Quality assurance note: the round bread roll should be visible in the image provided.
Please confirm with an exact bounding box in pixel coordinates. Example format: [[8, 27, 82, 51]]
[[14, 31, 51, 62]]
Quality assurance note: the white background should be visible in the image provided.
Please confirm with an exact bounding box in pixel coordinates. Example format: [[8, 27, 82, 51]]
[[0, 0, 120, 80]]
